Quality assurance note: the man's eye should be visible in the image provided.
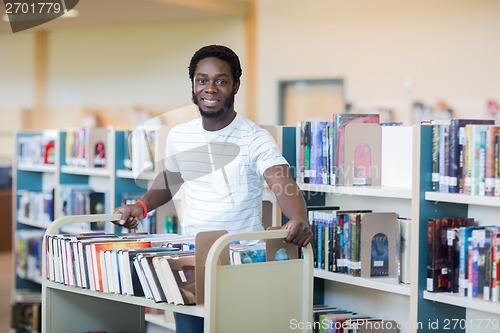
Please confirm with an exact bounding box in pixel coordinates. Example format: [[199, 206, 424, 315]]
[[197, 79, 207, 84], [217, 79, 227, 85]]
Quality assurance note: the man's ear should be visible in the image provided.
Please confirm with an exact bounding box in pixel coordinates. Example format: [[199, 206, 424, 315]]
[[233, 80, 240, 94]]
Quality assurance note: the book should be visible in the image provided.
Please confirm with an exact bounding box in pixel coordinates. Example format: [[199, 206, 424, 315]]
[[446, 227, 461, 293], [229, 242, 267, 265], [470, 228, 484, 298], [132, 253, 153, 299], [431, 123, 440, 191], [492, 231, 500, 302], [464, 124, 489, 195], [298, 121, 312, 183], [427, 218, 448, 292], [152, 255, 176, 303], [485, 125, 500, 196], [496, 132, 500, 196], [459, 224, 479, 297], [349, 212, 363, 277], [156, 254, 197, 305], [87, 191, 107, 230], [438, 122, 450, 192], [398, 217, 411, 284], [483, 226, 500, 300]]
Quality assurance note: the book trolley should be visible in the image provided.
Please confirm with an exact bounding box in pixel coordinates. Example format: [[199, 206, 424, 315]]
[[42, 214, 314, 333]]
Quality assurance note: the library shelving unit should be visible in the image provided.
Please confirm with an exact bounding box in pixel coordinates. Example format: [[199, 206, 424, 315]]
[[58, 127, 116, 234], [295, 124, 416, 333], [300, 122, 500, 333], [300, 183, 415, 333], [14, 130, 60, 291], [414, 124, 500, 333], [12, 127, 171, 327], [41, 214, 314, 333]]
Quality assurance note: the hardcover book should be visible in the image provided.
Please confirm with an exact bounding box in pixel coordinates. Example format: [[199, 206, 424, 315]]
[[485, 126, 500, 196], [156, 254, 197, 305], [398, 217, 411, 284], [427, 218, 448, 292]]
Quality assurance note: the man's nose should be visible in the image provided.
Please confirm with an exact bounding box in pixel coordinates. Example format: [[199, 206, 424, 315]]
[[205, 81, 217, 93]]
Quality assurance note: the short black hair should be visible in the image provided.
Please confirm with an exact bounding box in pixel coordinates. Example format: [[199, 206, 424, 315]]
[[188, 45, 242, 83]]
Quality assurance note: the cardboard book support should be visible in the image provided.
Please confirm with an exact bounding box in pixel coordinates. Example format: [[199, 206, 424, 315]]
[[343, 123, 382, 186], [195, 230, 229, 305], [360, 212, 399, 279]]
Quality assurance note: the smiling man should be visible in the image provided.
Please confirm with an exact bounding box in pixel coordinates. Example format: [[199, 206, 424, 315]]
[[114, 45, 312, 333]]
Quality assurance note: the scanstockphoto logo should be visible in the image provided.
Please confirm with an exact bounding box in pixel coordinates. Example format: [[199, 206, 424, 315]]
[[3, 0, 79, 32]]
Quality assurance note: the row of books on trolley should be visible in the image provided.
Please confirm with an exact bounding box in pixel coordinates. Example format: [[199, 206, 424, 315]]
[[44, 231, 276, 305], [427, 216, 500, 302], [308, 207, 411, 283], [429, 118, 500, 196]]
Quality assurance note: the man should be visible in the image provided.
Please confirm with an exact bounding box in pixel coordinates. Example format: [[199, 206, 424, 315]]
[[114, 44, 312, 332]]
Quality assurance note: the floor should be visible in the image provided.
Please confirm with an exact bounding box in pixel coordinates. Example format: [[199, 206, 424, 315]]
[[0, 251, 13, 333]]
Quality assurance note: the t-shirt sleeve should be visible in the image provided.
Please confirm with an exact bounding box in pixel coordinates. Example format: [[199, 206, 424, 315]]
[[250, 128, 289, 176]]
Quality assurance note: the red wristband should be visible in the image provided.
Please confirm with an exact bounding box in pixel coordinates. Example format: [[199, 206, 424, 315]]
[[137, 200, 148, 219]]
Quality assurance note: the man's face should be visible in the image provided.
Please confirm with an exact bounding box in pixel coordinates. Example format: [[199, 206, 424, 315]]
[[192, 57, 239, 119]]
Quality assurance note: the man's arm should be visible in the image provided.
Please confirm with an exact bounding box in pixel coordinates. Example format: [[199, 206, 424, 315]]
[[113, 169, 183, 229], [263, 164, 313, 247]]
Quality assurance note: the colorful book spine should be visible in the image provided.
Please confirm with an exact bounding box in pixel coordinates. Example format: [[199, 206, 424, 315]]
[[431, 124, 440, 191]]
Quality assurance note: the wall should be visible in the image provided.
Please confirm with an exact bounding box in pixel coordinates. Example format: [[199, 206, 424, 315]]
[[3, 0, 500, 156], [0, 33, 34, 161], [0, 17, 247, 133], [256, 0, 500, 125]]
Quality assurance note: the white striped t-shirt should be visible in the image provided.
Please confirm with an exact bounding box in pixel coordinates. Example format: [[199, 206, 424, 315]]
[[165, 113, 288, 236]]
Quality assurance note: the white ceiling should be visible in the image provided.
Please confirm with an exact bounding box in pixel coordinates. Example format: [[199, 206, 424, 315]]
[[0, 0, 248, 34]]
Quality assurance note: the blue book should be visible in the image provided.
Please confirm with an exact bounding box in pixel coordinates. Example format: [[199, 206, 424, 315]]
[[309, 121, 331, 184]]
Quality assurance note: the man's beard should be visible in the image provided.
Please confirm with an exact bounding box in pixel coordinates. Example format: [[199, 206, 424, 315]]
[[192, 91, 235, 119]]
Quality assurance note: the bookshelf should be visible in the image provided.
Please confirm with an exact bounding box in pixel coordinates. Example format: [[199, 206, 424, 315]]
[[295, 123, 416, 333], [14, 130, 59, 292], [415, 124, 500, 333], [303, 183, 414, 332], [41, 214, 313, 333], [12, 127, 175, 330], [298, 122, 500, 332]]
